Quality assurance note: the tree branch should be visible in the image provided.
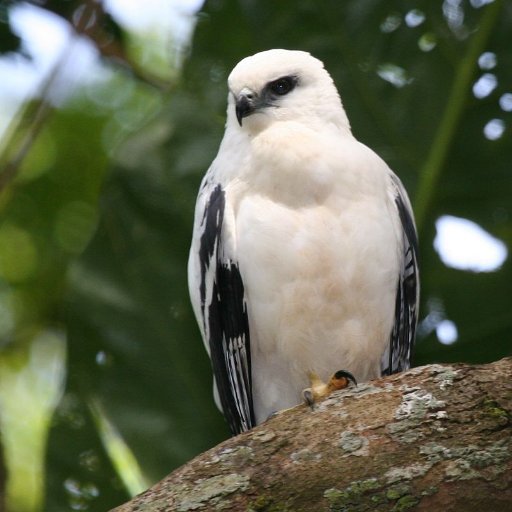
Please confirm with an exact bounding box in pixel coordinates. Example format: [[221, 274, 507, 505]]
[[112, 358, 512, 511]]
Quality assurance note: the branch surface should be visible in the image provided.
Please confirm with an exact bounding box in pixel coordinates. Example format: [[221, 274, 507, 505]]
[[112, 358, 512, 511]]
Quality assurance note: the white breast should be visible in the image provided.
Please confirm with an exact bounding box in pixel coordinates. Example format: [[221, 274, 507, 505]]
[[229, 125, 401, 423]]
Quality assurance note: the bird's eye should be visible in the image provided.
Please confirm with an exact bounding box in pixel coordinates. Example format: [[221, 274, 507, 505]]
[[268, 76, 296, 96]]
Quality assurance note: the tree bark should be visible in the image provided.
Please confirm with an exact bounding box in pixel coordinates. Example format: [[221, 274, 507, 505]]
[[111, 358, 512, 511]]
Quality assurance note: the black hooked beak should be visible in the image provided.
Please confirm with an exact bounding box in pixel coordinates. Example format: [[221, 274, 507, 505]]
[[235, 92, 256, 126]]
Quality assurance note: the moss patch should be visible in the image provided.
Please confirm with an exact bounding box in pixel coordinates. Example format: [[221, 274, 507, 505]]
[[481, 397, 510, 427]]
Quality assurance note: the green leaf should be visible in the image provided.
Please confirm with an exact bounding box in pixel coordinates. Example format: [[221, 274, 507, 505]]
[[0, 330, 66, 512]]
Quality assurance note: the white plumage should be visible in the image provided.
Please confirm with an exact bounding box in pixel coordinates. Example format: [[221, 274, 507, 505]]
[[188, 49, 419, 434]]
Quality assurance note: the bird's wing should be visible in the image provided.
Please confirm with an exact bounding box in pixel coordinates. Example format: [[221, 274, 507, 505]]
[[189, 178, 255, 435], [382, 173, 420, 376]]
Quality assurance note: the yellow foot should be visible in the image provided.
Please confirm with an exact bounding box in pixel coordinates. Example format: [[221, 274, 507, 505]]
[[302, 370, 357, 408]]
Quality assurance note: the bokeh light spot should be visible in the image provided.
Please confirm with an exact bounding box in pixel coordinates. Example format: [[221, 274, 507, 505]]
[[436, 319, 458, 345], [418, 33, 437, 52], [483, 118, 505, 140], [405, 9, 426, 27], [472, 73, 497, 99], [434, 215, 507, 272], [478, 51, 497, 70], [380, 13, 401, 33], [499, 93, 512, 112], [376, 63, 413, 88], [470, 0, 495, 8]]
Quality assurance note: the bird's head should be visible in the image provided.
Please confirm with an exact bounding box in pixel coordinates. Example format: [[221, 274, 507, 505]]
[[227, 49, 351, 134]]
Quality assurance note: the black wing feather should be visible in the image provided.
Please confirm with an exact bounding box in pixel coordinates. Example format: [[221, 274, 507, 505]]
[[382, 178, 419, 376], [199, 184, 255, 435]]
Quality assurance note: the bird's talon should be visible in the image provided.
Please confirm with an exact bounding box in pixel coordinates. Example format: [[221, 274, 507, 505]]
[[302, 389, 316, 409], [329, 370, 357, 390], [303, 369, 357, 409]]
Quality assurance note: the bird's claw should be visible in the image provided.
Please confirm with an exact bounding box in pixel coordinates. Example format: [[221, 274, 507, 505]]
[[302, 389, 316, 408], [330, 369, 358, 389], [302, 369, 357, 409]]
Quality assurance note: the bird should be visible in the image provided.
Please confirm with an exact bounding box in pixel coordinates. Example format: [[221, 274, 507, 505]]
[[188, 49, 419, 436]]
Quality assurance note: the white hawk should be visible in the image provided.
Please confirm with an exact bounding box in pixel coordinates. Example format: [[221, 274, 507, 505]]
[[188, 49, 419, 435]]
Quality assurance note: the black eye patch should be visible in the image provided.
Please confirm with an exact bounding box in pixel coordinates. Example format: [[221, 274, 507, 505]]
[[267, 75, 298, 96]]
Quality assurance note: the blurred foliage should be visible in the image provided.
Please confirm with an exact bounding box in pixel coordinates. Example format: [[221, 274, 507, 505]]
[[0, 0, 510, 510]]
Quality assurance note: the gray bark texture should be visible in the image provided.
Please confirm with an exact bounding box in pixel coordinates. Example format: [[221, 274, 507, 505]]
[[111, 358, 512, 512]]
